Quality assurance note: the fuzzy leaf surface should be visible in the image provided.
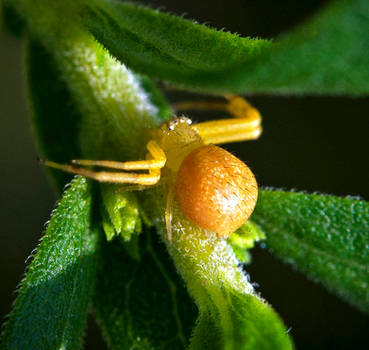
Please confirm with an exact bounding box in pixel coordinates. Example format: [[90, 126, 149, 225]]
[[26, 38, 82, 191], [0, 177, 99, 350], [83, 0, 369, 95], [252, 189, 369, 313], [142, 191, 294, 350], [93, 227, 197, 350]]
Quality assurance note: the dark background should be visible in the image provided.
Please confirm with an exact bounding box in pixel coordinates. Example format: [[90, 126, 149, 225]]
[[1, 0, 368, 349]]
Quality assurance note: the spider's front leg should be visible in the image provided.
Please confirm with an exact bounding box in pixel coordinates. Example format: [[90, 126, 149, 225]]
[[173, 95, 262, 145], [41, 140, 166, 186]]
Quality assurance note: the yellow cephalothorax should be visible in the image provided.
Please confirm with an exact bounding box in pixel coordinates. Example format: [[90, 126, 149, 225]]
[[43, 95, 262, 242]]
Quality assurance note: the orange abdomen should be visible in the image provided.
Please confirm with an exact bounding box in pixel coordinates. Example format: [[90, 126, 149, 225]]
[[176, 145, 258, 238]]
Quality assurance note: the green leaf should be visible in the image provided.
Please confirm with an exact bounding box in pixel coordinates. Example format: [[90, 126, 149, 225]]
[[83, 0, 369, 95], [26, 37, 83, 191], [252, 189, 369, 313], [0, 177, 99, 350], [12, 0, 163, 161], [189, 291, 293, 350], [81, 0, 270, 93], [136, 74, 173, 122], [142, 190, 294, 349], [26, 35, 170, 191], [93, 227, 197, 350]]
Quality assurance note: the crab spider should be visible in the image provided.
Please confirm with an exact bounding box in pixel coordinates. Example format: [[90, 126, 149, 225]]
[[43, 95, 262, 242]]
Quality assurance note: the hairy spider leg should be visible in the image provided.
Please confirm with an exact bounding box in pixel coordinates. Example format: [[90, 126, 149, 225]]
[[71, 140, 166, 170], [42, 140, 166, 185], [174, 95, 262, 145]]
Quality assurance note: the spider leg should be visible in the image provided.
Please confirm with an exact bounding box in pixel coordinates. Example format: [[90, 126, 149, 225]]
[[71, 140, 166, 170], [41, 140, 166, 186], [41, 161, 161, 185], [173, 95, 262, 145]]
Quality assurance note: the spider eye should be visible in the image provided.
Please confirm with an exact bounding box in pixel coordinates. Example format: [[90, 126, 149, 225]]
[[167, 119, 178, 131], [176, 145, 258, 238], [178, 116, 192, 124], [166, 117, 193, 131]]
